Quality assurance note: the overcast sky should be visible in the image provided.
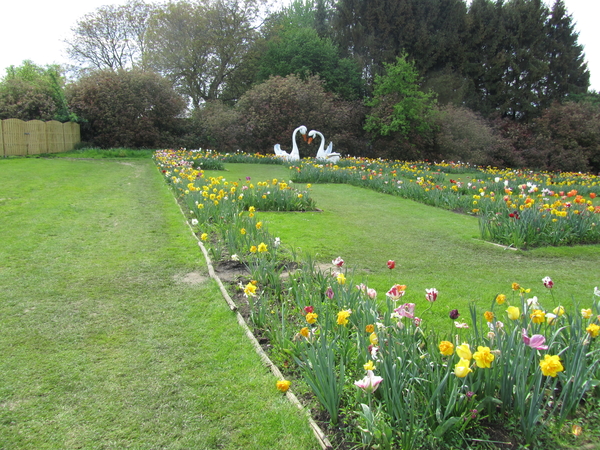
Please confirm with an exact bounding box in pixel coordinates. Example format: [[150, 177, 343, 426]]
[[1, 0, 598, 91]]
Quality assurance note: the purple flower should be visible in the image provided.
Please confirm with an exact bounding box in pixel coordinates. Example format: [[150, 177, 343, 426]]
[[325, 287, 334, 300], [522, 329, 548, 350], [449, 309, 460, 320]]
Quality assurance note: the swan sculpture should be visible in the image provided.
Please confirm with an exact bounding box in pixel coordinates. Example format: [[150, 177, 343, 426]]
[[274, 125, 307, 161], [308, 129, 341, 163]]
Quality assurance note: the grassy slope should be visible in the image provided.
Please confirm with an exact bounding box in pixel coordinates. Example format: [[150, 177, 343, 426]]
[[0, 159, 317, 449], [219, 163, 600, 328]]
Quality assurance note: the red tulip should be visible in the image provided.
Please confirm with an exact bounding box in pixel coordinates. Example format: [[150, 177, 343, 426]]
[[387, 260, 395, 270]]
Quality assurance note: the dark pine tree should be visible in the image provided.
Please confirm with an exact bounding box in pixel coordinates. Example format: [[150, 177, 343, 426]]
[[544, 0, 589, 103]]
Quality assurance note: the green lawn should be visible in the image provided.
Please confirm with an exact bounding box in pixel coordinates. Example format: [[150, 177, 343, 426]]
[[0, 158, 317, 449]]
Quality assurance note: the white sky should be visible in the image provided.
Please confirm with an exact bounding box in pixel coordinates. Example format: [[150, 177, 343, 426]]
[[1, 0, 598, 91]]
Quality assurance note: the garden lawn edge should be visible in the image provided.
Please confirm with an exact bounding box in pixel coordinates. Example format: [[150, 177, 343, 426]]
[[170, 189, 333, 450]]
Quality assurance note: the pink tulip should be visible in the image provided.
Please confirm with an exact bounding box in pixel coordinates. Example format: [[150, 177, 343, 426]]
[[394, 303, 415, 319], [522, 329, 548, 350], [354, 370, 383, 394]]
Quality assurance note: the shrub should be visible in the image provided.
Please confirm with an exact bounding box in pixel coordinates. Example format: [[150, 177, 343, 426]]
[[190, 101, 243, 152], [531, 101, 600, 173], [0, 78, 57, 121], [67, 69, 186, 148], [433, 105, 517, 166], [235, 74, 366, 156]]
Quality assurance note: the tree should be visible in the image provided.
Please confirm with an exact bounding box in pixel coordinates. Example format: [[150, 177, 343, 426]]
[[464, 0, 589, 121], [365, 55, 437, 138], [255, 27, 363, 100], [65, 0, 153, 70], [530, 101, 600, 172], [0, 60, 74, 121], [433, 104, 519, 167], [332, 0, 467, 87], [544, 0, 589, 103], [68, 69, 186, 148], [146, 0, 264, 107]]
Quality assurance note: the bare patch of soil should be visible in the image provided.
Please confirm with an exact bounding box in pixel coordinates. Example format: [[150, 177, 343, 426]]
[[214, 260, 249, 283], [174, 271, 208, 285]]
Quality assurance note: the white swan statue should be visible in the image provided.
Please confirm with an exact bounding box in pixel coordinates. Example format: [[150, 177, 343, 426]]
[[308, 129, 341, 163], [274, 125, 307, 161]]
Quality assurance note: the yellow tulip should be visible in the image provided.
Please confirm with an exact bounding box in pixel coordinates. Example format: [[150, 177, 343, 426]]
[[506, 306, 520, 320], [454, 358, 472, 378], [456, 343, 472, 360]]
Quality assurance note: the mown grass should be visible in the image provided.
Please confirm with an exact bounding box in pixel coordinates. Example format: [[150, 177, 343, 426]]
[[215, 163, 600, 330], [0, 158, 317, 449]]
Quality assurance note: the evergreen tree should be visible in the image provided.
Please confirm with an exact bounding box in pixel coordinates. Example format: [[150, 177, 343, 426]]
[[332, 0, 467, 87], [544, 0, 589, 102], [464, 0, 589, 121]]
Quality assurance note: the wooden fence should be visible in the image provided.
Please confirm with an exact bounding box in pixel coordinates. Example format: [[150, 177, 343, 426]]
[[0, 119, 81, 157]]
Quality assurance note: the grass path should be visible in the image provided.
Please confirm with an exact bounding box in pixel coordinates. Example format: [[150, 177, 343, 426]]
[[0, 159, 317, 449]]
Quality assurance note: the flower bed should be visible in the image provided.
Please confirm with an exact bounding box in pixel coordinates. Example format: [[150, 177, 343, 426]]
[[155, 149, 600, 449]]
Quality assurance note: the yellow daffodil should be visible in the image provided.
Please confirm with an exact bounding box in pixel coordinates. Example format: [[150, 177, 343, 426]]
[[496, 294, 506, 305], [200, 233, 208, 241], [581, 308, 593, 319], [365, 324, 375, 333], [484, 311, 494, 322], [249, 245, 257, 253], [539, 354, 564, 377], [530, 309, 546, 324], [299, 327, 310, 338], [337, 309, 351, 326], [439, 340, 454, 356], [257, 242, 268, 253], [276, 380, 291, 392], [364, 360, 376, 371], [305, 312, 318, 324], [243, 283, 257, 298], [586, 323, 600, 338], [473, 346, 495, 368]]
